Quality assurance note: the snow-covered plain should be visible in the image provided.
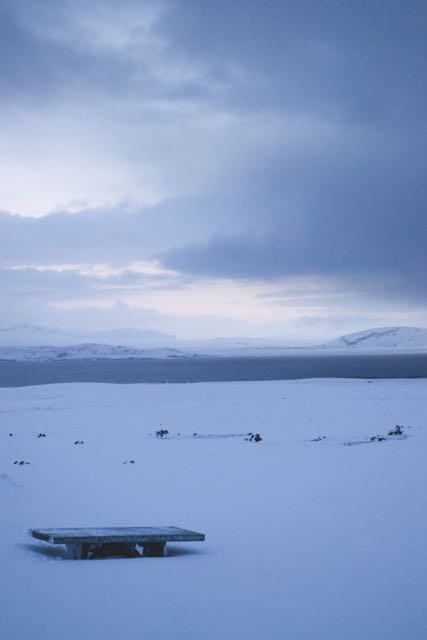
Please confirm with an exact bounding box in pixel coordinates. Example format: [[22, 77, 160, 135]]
[[1, 378, 427, 639]]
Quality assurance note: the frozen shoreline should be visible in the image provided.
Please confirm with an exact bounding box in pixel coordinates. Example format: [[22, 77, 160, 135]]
[[1, 344, 427, 362]]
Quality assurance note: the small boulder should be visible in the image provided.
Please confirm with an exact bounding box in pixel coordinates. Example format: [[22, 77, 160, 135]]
[[388, 425, 403, 436], [156, 429, 169, 438]]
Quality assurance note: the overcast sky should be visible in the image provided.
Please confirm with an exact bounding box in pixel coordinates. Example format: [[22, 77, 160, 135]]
[[1, 0, 426, 342]]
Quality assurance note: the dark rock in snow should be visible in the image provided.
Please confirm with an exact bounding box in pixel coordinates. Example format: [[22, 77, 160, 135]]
[[156, 429, 169, 438], [245, 432, 263, 442], [388, 425, 404, 436]]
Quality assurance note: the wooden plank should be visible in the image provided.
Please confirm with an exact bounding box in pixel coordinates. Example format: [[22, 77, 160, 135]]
[[29, 526, 205, 545]]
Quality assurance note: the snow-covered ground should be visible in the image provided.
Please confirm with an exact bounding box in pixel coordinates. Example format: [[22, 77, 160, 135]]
[[0, 342, 319, 360], [0, 343, 186, 361], [1, 378, 426, 639]]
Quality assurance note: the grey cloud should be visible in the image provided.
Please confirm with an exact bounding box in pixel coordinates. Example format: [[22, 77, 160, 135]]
[[159, 127, 427, 302], [156, 96, 427, 301], [160, 225, 427, 303], [0, 2, 118, 106], [0, 262, 181, 299], [0, 266, 95, 297], [0, 197, 250, 266], [2, 0, 426, 125], [0, 3, 63, 105], [159, 0, 427, 125], [0, 0, 223, 108]]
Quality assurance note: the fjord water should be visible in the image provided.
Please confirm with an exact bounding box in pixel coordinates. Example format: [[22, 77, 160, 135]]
[[1, 353, 427, 387]]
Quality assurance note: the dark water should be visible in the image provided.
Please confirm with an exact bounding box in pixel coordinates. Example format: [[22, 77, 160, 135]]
[[1, 353, 427, 387]]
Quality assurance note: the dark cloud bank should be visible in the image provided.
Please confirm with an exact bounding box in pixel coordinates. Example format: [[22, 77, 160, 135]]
[[157, 0, 427, 302]]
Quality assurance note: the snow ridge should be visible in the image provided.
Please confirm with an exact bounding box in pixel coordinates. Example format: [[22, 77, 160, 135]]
[[0, 343, 185, 361], [327, 326, 427, 349]]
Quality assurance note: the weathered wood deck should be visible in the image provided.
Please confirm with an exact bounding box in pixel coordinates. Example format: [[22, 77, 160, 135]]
[[29, 526, 205, 559]]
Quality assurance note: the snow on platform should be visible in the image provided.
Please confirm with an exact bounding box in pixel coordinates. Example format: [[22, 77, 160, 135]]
[[30, 526, 205, 544]]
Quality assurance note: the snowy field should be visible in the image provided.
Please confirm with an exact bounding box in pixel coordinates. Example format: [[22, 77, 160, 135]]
[[1, 378, 426, 639]]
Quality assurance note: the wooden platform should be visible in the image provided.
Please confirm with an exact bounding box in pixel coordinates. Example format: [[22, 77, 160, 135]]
[[29, 526, 205, 559]]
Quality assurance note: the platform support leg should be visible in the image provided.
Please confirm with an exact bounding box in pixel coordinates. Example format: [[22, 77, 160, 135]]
[[67, 543, 90, 559], [143, 542, 165, 557]]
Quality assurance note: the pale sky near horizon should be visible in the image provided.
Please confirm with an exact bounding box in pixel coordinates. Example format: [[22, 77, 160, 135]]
[[1, 0, 426, 341]]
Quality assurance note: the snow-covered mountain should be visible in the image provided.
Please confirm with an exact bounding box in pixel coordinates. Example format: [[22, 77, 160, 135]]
[[1, 325, 426, 361], [326, 327, 427, 350]]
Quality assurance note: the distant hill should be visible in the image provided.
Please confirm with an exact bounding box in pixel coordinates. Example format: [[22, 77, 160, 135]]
[[1, 324, 427, 361], [0, 325, 176, 348], [326, 327, 427, 350]]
